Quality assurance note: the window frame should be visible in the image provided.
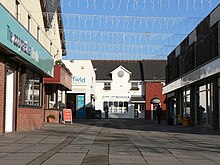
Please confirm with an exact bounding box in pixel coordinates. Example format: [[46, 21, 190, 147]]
[[103, 82, 111, 90], [19, 68, 42, 107], [131, 82, 139, 90]]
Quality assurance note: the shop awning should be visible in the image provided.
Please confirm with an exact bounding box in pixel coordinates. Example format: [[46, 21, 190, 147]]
[[131, 96, 145, 103], [44, 65, 72, 91]]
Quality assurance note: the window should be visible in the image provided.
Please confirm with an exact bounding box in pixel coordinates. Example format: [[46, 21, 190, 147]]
[[28, 15, 31, 31], [104, 101, 128, 113], [23, 70, 41, 106], [48, 86, 56, 109], [37, 26, 40, 40], [16, 0, 20, 20], [131, 82, 139, 90], [104, 82, 111, 90]]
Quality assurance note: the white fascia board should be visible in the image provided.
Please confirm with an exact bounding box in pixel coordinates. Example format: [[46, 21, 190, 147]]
[[163, 56, 220, 94], [128, 80, 142, 83], [144, 80, 165, 82], [96, 80, 112, 83], [111, 65, 132, 74]]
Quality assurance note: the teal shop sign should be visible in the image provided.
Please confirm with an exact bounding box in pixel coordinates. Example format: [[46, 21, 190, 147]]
[[0, 4, 53, 77]]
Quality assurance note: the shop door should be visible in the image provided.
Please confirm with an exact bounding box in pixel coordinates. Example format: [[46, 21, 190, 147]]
[[5, 69, 15, 133], [198, 84, 212, 128], [77, 95, 85, 119]]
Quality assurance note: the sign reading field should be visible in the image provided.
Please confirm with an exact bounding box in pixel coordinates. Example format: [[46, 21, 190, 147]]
[[72, 76, 86, 84], [63, 109, 73, 124]]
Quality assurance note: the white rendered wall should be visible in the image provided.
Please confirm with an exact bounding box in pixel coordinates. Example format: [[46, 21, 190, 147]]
[[63, 60, 96, 107], [1, 0, 63, 60], [95, 66, 144, 118]]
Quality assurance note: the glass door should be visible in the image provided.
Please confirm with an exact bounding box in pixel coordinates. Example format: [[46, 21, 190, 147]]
[[198, 84, 213, 128]]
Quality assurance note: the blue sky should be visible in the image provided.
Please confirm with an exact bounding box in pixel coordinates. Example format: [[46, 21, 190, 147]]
[[61, 0, 220, 60]]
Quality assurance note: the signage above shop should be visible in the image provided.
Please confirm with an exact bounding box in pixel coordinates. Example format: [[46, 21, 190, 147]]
[[0, 4, 53, 77], [73, 76, 86, 84], [7, 25, 31, 56]]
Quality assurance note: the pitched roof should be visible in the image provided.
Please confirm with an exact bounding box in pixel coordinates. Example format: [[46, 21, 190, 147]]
[[141, 60, 166, 81], [92, 60, 166, 81], [92, 60, 143, 81]]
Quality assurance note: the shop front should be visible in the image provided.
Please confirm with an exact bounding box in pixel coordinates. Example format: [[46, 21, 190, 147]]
[[131, 96, 146, 119], [0, 4, 54, 133], [44, 64, 72, 123], [163, 58, 220, 129]]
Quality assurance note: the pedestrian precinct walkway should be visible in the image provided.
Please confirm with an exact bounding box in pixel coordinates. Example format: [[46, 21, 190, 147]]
[[0, 119, 220, 165]]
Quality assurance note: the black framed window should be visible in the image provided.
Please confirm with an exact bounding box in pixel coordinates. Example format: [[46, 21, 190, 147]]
[[16, 0, 20, 20], [131, 82, 139, 90], [103, 101, 128, 113], [104, 82, 111, 90], [19, 69, 42, 106]]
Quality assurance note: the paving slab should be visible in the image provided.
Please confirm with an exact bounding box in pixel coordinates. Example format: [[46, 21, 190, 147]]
[[0, 119, 220, 165]]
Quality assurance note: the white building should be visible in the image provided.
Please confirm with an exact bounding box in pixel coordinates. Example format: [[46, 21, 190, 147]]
[[63, 60, 96, 118], [92, 60, 146, 119]]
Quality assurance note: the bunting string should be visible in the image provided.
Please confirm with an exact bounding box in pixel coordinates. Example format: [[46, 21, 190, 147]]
[[41, 12, 202, 30], [58, 0, 218, 11], [61, 29, 186, 44]]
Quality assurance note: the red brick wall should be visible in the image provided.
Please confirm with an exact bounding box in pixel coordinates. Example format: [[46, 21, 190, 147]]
[[45, 110, 61, 124], [145, 82, 166, 120], [0, 57, 5, 134], [17, 107, 44, 131]]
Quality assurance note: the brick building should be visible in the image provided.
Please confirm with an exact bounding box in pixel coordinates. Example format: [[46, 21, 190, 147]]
[[0, 0, 70, 133]]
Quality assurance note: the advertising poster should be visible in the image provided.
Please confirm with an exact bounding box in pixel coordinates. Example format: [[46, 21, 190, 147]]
[[63, 109, 73, 124]]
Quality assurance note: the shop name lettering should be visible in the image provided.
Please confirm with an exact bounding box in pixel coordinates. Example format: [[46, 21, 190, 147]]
[[7, 26, 39, 62], [7, 26, 31, 56], [73, 76, 85, 83]]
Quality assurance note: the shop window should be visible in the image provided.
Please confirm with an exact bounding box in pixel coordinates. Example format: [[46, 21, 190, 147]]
[[103, 82, 111, 90], [103, 101, 128, 113], [48, 86, 56, 109], [24, 70, 41, 106], [131, 82, 139, 90]]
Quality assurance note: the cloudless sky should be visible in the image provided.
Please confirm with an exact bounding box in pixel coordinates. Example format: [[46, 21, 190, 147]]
[[60, 0, 220, 60]]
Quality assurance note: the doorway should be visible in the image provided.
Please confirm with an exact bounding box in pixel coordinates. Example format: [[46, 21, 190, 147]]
[[5, 68, 15, 133], [197, 84, 213, 128]]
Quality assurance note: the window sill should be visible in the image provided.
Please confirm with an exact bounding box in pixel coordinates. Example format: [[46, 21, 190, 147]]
[[18, 105, 42, 109]]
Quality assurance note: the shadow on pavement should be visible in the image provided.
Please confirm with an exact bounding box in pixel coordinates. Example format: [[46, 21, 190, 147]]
[[70, 118, 220, 136]]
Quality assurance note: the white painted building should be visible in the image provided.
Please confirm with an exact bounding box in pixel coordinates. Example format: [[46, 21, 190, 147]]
[[92, 61, 146, 119], [63, 60, 96, 118]]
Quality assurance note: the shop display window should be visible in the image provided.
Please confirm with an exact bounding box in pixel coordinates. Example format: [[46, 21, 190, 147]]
[[19, 69, 42, 106], [103, 101, 128, 113]]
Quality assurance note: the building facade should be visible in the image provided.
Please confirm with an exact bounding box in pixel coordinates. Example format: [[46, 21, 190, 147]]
[[92, 60, 166, 119], [0, 0, 69, 133], [63, 60, 96, 119], [163, 5, 220, 128]]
